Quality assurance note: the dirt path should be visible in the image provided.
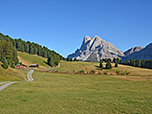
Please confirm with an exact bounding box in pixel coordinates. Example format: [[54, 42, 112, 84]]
[[0, 64, 60, 92], [24, 69, 34, 81], [0, 81, 17, 91], [0, 69, 34, 92]]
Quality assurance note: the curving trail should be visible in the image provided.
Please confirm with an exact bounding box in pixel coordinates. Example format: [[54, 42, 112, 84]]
[[0, 64, 60, 92], [0, 69, 35, 92], [24, 69, 34, 81], [0, 81, 17, 91]]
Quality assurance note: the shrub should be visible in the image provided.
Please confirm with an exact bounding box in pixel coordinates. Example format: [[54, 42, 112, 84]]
[[98, 72, 103, 75], [104, 72, 108, 75], [90, 70, 95, 74], [77, 70, 84, 74], [116, 70, 120, 75]]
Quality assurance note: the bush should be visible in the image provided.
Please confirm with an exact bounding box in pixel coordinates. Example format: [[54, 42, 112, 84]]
[[89, 70, 95, 74], [77, 70, 84, 74], [121, 71, 131, 75], [104, 72, 108, 75], [98, 72, 103, 75], [116, 70, 120, 75]]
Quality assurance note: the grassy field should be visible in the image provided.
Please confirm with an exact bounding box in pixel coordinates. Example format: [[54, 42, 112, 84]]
[[0, 71, 152, 113], [54, 60, 152, 76], [0, 63, 26, 81], [17, 51, 152, 76], [1, 52, 152, 113], [18, 51, 50, 68]]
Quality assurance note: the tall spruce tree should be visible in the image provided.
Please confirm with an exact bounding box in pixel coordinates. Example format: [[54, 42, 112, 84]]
[[21, 44, 24, 52], [115, 62, 118, 67], [25, 44, 29, 53], [106, 60, 112, 69], [11, 61, 15, 68], [5, 40, 13, 64], [100, 62, 103, 70], [2, 57, 8, 69]]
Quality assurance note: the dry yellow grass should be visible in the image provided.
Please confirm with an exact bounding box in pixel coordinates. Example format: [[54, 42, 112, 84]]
[[0, 63, 26, 81], [55, 61, 152, 76]]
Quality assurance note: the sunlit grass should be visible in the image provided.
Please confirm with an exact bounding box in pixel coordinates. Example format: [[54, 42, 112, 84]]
[[0, 71, 152, 113], [18, 51, 50, 68]]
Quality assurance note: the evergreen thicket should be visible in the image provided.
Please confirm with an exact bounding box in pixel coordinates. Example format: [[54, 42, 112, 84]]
[[0, 33, 65, 60], [47, 54, 60, 67], [123, 59, 152, 69], [0, 40, 18, 69], [0, 33, 65, 68]]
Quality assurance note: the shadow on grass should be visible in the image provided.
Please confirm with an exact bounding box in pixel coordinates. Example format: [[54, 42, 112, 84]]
[[43, 61, 50, 66]]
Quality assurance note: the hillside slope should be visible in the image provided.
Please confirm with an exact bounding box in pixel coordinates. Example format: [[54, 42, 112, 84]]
[[124, 47, 143, 56], [124, 43, 152, 60], [0, 63, 26, 81], [54, 61, 152, 76], [18, 52, 50, 68]]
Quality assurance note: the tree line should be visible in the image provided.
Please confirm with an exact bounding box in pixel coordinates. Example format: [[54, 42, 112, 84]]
[[0, 40, 18, 69], [99, 58, 119, 70], [0, 33, 65, 68], [123, 59, 152, 69]]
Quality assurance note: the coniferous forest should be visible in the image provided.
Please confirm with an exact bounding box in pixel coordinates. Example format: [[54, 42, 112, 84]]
[[123, 59, 152, 69], [0, 33, 65, 68]]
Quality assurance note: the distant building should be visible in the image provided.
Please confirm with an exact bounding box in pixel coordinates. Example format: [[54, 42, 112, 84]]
[[15, 64, 27, 69], [29, 64, 39, 67]]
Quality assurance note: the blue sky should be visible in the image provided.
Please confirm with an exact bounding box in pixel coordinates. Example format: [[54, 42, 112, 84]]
[[0, 0, 152, 57]]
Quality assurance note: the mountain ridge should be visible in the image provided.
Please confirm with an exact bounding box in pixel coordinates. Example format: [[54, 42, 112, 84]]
[[68, 36, 124, 62]]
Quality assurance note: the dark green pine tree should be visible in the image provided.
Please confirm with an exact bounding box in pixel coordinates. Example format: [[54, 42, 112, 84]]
[[106, 60, 112, 69], [47, 54, 60, 67], [16, 41, 21, 51], [100, 62, 103, 70], [47, 56, 55, 67], [4, 40, 13, 65], [115, 62, 118, 67], [30, 46, 34, 54], [11, 61, 15, 68], [2, 57, 8, 69], [38, 49, 41, 56], [34, 47, 38, 54], [43, 50, 48, 58], [25, 44, 29, 53], [21, 44, 25, 52], [12, 47, 19, 65]]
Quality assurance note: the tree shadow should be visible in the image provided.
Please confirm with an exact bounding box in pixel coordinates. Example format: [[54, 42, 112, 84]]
[[43, 61, 49, 66], [95, 65, 101, 70]]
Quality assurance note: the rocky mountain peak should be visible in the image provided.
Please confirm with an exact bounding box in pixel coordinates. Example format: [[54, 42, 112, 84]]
[[68, 36, 124, 62], [83, 36, 91, 44], [124, 46, 143, 56], [145, 43, 152, 49]]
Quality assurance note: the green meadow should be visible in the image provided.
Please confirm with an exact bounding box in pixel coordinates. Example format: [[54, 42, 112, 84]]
[[0, 52, 152, 113], [0, 71, 152, 114]]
